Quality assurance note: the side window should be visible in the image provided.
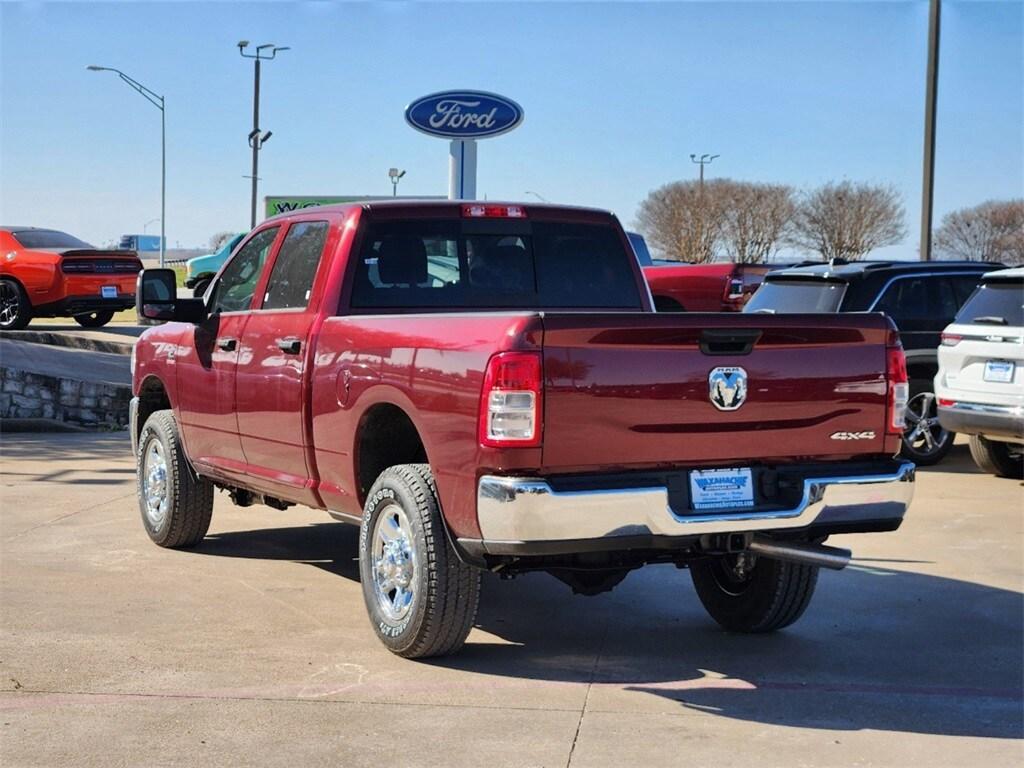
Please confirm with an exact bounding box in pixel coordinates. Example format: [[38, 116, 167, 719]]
[[874, 277, 929, 324], [262, 221, 329, 310], [930, 278, 959, 321], [209, 227, 279, 314], [951, 275, 984, 306]]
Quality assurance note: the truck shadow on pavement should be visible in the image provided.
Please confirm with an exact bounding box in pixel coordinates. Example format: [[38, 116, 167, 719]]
[[196, 521, 1023, 740]]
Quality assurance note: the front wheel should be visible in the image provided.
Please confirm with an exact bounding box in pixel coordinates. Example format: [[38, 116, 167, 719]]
[[691, 551, 819, 633], [901, 388, 954, 466], [191, 278, 212, 298], [136, 409, 214, 548], [359, 464, 480, 658], [969, 435, 1024, 479], [0, 278, 31, 330], [74, 310, 116, 328]]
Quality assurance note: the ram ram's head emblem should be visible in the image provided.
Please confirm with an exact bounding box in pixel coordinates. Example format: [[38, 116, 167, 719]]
[[709, 367, 748, 411]]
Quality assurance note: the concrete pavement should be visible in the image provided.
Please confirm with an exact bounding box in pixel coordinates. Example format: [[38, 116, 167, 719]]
[[1, 434, 1021, 766]]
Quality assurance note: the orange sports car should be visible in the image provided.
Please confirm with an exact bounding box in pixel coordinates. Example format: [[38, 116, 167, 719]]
[[0, 226, 142, 330]]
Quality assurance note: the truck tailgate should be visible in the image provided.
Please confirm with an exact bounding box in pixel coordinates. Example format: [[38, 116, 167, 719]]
[[541, 313, 893, 470]]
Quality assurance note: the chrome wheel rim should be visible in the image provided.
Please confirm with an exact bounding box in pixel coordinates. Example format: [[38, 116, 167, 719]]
[[142, 439, 169, 529], [903, 392, 949, 455], [370, 502, 417, 624], [0, 283, 19, 327]]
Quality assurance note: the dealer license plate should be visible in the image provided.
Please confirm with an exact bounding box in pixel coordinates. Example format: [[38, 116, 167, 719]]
[[984, 360, 1014, 383], [689, 467, 754, 511], [100, 285, 117, 299]]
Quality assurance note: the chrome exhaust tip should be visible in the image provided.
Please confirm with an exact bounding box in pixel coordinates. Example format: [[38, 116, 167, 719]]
[[748, 536, 852, 571]]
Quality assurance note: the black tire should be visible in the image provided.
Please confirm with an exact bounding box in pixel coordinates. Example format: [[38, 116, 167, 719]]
[[968, 435, 1024, 479], [359, 464, 480, 658], [74, 310, 116, 328], [0, 278, 32, 330], [900, 382, 954, 466], [192, 278, 212, 298], [136, 409, 214, 548], [691, 552, 819, 633]]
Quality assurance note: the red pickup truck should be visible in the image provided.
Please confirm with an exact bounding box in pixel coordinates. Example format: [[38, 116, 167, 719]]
[[627, 232, 773, 312], [131, 201, 914, 658]]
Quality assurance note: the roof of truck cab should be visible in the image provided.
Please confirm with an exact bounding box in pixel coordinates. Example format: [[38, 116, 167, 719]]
[[262, 199, 617, 223]]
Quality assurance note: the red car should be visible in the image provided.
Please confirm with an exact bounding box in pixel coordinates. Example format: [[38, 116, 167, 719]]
[[130, 200, 913, 658], [0, 227, 142, 330], [628, 232, 772, 312]]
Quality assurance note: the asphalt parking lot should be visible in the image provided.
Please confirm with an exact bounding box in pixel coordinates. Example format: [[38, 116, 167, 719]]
[[1, 433, 1021, 767]]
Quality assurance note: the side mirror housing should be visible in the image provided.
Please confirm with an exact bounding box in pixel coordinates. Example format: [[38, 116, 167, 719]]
[[136, 269, 207, 324]]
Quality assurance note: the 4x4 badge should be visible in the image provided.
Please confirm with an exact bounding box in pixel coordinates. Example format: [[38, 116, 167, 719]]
[[709, 367, 747, 411], [830, 431, 876, 440]]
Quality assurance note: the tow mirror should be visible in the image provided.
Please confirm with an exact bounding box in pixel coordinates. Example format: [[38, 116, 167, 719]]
[[136, 269, 207, 324]]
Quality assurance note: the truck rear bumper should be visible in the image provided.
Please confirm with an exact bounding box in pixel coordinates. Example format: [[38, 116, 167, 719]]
[[470, 461, 914, 556]]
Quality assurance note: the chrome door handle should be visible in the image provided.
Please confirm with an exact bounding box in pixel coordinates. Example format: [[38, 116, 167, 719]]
[[276, 337, 302, 354], [217, 337, 237, 351]]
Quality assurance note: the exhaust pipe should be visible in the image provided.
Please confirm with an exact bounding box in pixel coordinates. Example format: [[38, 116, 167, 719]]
[[748, 536, 851, 571]]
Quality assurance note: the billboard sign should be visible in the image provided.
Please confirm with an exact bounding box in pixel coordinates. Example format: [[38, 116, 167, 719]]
[[405, 90, 524, 140]]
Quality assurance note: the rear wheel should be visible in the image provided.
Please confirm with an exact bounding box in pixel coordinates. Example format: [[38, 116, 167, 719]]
[[901, 385, 953, 465], [968, 435, 1024, 479], [74, 310, 116, 328], [358, 464, 480, 658], [0, 278, 31, 330], [691, 551, 819, 633]]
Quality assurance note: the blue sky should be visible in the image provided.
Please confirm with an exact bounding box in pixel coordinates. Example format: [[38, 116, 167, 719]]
[[1, 1, 1021, 259]]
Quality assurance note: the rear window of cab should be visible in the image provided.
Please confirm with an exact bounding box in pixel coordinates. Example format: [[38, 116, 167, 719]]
[[349, 219, 642, 311]]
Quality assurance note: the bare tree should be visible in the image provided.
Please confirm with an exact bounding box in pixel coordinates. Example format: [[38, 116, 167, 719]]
[[934, 199, 1024, 265], [719, 182, 796, 263], [635, 180, 731, 263], [208, 231, 237, 251], [789, 181, 906, 260]]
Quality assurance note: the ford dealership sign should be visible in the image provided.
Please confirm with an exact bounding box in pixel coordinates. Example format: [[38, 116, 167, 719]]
[[405, 90, 524, 139]]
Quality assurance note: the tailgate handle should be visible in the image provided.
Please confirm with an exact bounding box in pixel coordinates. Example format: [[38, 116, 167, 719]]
[[700, 329, 762, 356]]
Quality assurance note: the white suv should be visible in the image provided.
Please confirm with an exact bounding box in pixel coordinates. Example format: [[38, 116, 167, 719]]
[[935, 267, 1023, 478]]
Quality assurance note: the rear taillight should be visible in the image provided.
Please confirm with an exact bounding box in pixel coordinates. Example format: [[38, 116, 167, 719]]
[[940, 332, 961, 346], [938, 398, 956, 407], [462, 204, 527, 219], [886, 345, 909, 435], [479, 351, 542, 447]]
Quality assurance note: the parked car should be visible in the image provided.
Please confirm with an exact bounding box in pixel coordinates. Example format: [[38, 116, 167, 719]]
[[0, 226, 141, 330], [745, 259, 995, 466], [627, 232, 773, 312], [131, 201, 914, 658], [935, 266, 1023, 478], [184, 233, 246, 297]]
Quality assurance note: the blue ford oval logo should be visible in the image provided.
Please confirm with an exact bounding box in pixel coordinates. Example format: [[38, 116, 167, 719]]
[[405, 90, 524, 139]]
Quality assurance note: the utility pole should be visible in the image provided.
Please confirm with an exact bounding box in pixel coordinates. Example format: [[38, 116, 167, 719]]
[[919, 0, 941, 261], [690, 153, 720, 188], [238, 41, 288, 229]]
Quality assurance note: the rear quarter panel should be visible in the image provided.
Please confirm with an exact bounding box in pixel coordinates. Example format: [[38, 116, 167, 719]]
[[310, 313, 545, 539]]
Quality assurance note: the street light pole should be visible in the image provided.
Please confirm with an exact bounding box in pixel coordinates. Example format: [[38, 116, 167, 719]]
[[690, 153, 720, 188], [87, 65, 166, 266], [389, 168, 406, 197], [238, 41, 288, 229]]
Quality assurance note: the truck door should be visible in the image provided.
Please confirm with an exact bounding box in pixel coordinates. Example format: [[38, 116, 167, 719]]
[[235, 220, 331, 506], [176, 225, 281, 479]]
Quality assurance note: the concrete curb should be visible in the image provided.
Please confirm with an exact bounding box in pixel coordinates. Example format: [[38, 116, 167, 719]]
[[0, 329, 133, 356]]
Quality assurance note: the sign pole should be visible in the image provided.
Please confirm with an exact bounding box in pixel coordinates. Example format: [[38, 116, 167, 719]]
[[448, 139, 478, 200]]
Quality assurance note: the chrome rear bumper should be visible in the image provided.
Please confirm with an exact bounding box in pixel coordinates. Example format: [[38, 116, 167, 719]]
[[474, 461, 914, 555]]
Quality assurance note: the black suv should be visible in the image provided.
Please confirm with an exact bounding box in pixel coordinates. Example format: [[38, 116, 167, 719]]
[[744, 260, 998, 465]]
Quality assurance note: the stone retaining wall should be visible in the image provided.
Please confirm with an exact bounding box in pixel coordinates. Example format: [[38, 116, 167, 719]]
[[0, 367, 130, 428]]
